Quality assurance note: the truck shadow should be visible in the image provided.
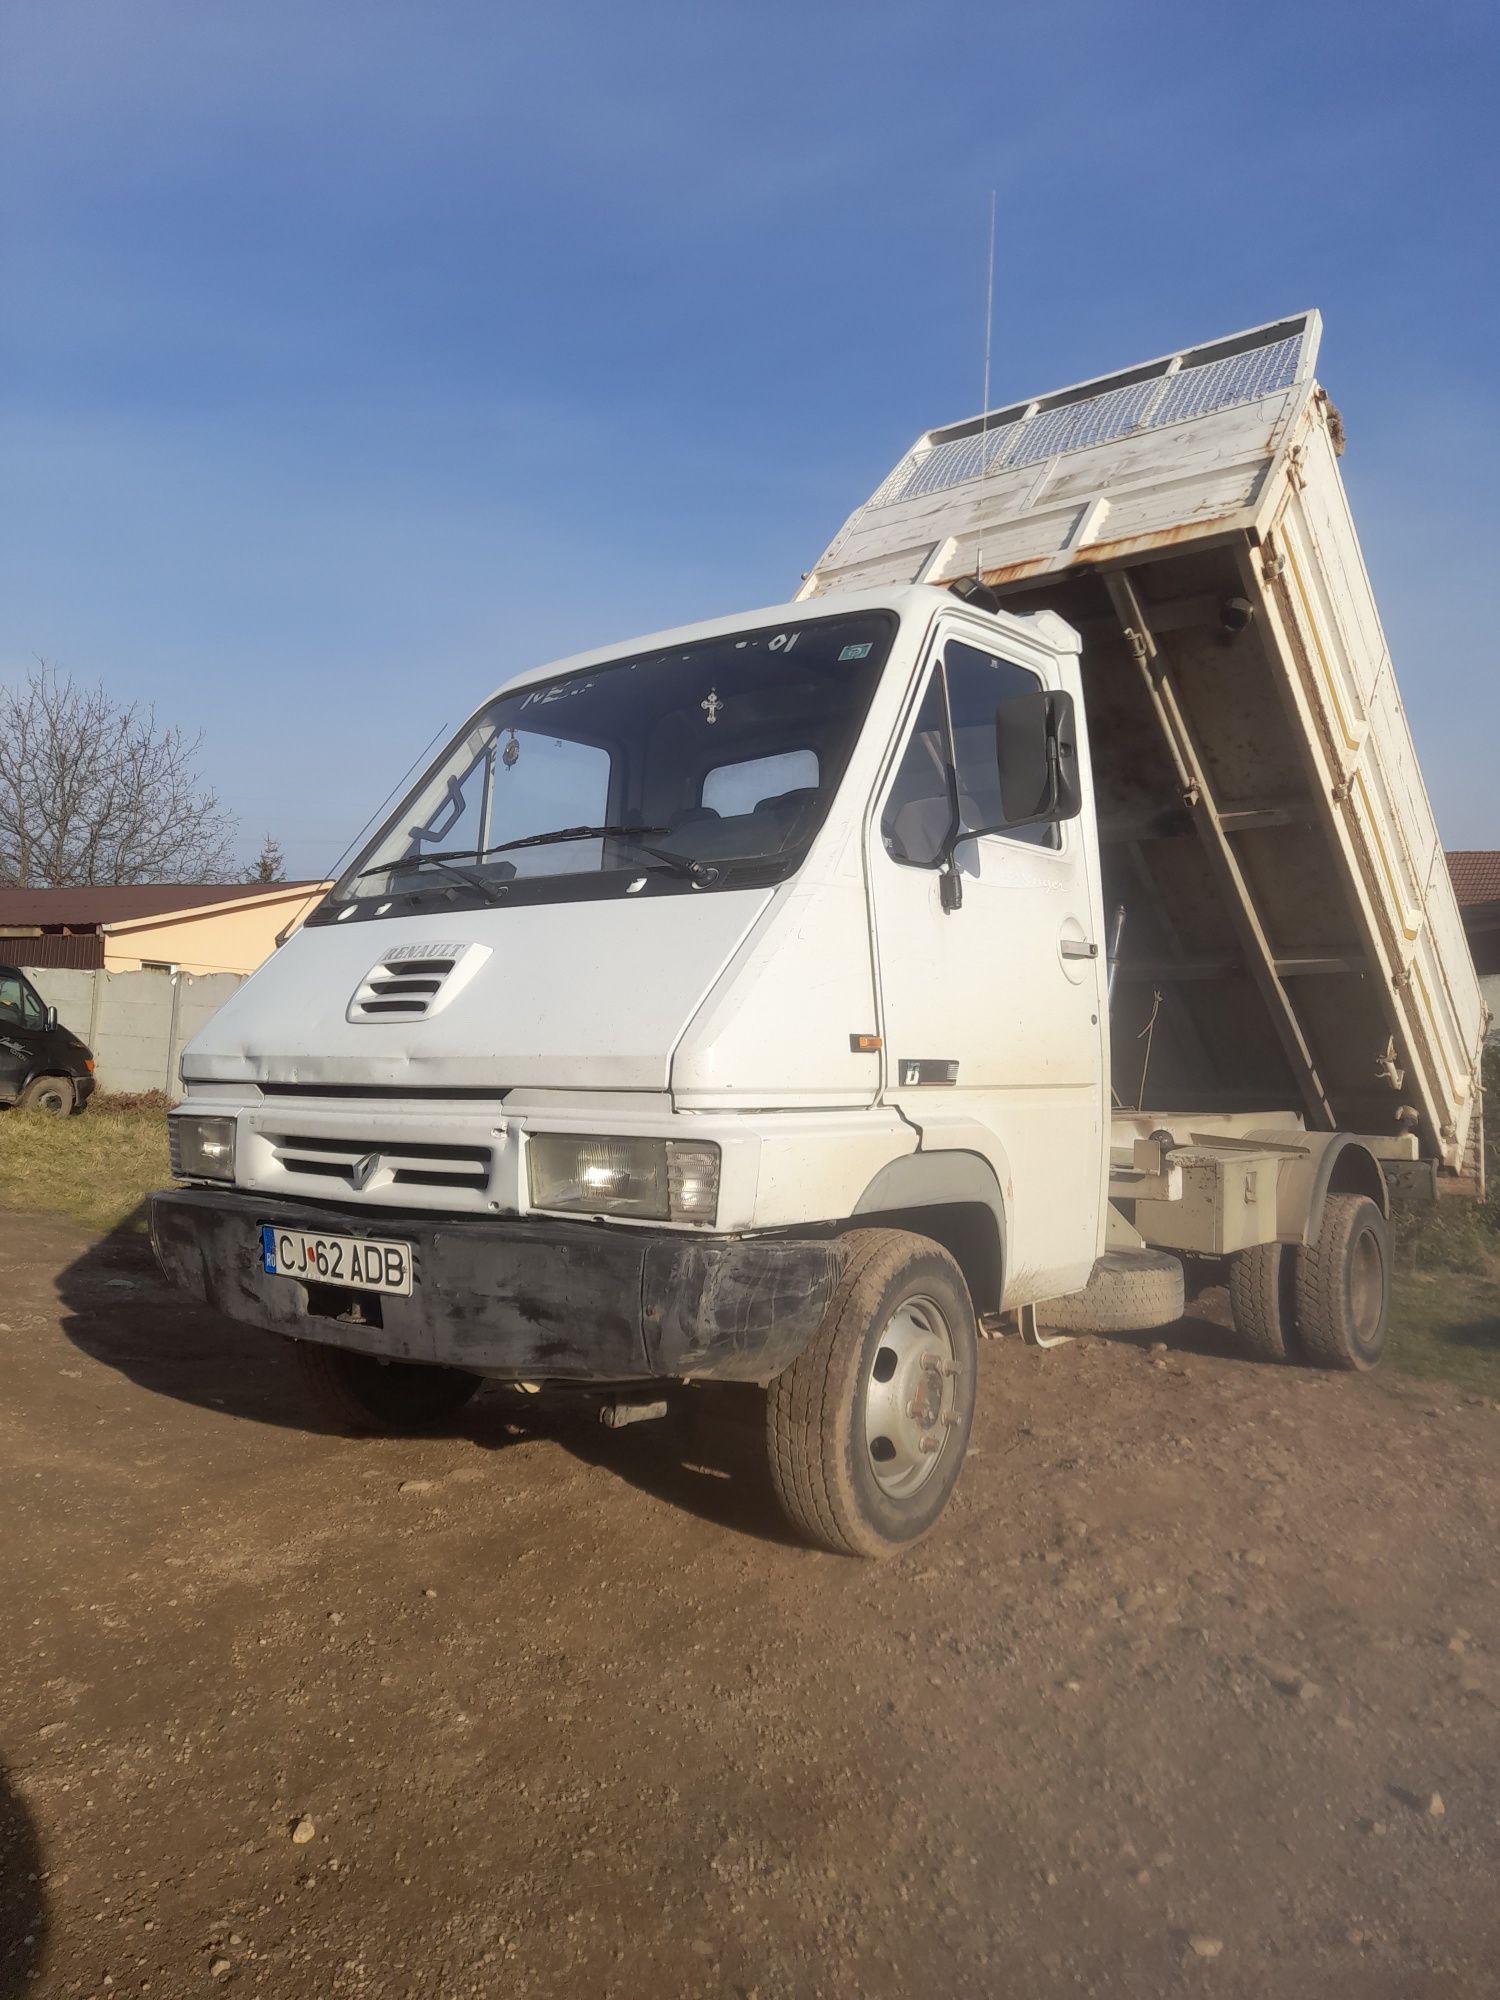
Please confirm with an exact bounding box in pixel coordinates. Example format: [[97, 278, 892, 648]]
[[0, 1758, 47, 1997], [56, 1206, 383, 1436], [55, 1212, 801, 1543], [1084, 1292, 1249, 1362], [55, 1209, 528, 1456], [555, 1387, 804, 1548]]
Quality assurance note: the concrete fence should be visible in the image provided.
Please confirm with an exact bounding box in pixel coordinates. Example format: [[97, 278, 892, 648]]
[[24, 965, 244, 1099]]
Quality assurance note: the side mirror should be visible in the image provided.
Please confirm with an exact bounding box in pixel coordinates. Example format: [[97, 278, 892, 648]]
[[994, 688, 1083, 828], [45, 1006, 58, 1032]]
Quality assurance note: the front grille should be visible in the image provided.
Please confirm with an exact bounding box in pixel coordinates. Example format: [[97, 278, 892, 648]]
[[270, 1133, 493, 1195]]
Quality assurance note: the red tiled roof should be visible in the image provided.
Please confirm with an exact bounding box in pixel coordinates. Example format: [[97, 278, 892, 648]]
[[1447, 852, 1500, 909], [0, 883, 322, 930]]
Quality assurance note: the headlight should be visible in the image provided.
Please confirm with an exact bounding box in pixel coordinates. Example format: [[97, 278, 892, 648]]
[[528, 1134, 720, 1223], [169, 1114, 237, 1183]]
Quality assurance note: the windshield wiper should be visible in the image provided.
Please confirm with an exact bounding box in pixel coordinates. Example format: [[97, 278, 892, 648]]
[[356, 845, 487, 877], [634, 845, 794, 887], [355, 825, 788, 898], [483, 822, 668, 857], [355, 849, 511, 906], [477, 822, 736, 885]]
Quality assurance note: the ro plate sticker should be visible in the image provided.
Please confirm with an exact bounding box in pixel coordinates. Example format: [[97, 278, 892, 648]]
[[839, 642, 873, 661]]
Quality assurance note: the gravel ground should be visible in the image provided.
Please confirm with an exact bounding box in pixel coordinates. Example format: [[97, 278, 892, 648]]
[[1, 1210, 1497, 2000]]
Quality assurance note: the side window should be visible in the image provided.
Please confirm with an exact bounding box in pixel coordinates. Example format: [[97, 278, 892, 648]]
[[702, 749, 818, 817], [0, 974, 23, 1026], [944, 640, 1061, 851], [880, 675, 954, 868], [19, 981, 45, 1030]]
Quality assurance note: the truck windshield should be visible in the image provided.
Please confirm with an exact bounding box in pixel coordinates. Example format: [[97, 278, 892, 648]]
[[314, 609, 896, 922]]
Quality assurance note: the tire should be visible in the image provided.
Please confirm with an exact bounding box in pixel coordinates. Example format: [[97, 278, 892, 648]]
[[1228, 1241, 1299, 1363], [1037, 1249, 1184, 1334], [766, 1229, 978, 1559], [1294, 1193, 1390, 1372], [18, 1075, 74, 1116], [289, 1340, 483, 1433]]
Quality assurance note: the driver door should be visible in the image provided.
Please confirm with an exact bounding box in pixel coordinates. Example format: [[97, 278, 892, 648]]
[[0, 969, 37, 1101], [868, 622, 1107, 1306]]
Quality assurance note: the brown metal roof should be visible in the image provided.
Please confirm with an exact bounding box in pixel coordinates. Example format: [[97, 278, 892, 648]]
[[1447, 852, 1500, 909], [0, 883, 322, 931]]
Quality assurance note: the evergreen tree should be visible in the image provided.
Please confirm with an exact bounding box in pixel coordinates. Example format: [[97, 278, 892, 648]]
[[246, 833, 286, 884]]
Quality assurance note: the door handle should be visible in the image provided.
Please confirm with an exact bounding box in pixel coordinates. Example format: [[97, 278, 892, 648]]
[[1059, 938, 1098, 960]]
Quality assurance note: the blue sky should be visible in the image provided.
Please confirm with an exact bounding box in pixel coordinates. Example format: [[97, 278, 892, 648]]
[[3, 0, 1497, 873]]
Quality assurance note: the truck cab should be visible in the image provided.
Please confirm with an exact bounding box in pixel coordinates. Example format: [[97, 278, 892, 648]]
[[153, 588, 1107, 1551]]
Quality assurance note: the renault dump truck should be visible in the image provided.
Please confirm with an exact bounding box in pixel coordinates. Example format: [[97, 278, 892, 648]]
[[152, 311, 1486, 1556]]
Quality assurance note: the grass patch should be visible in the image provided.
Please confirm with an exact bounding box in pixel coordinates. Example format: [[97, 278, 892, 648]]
[[1387, 1042, 1500, 1395], [0, 1097, 170, 1236], [1389, 1262, 1500, 1397]]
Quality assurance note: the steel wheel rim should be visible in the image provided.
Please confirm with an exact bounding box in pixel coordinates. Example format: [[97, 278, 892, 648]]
[[863, 1294, 960, 1499], [1349, 1227, 1385, 1350]]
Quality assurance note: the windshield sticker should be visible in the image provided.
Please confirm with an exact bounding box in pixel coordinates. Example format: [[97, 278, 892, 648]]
[[700, 688, 723, 725], [767, 631, 800, 652], [839, 642, 873, 661], [520, 679, 594, 710]]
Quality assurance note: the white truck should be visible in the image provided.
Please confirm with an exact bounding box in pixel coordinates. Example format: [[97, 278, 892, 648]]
[[153, 312, 1487, 1557]]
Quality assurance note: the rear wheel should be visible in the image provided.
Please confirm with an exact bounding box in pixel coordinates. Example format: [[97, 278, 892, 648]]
[[18, 1075, 74, 1115], [289, 1341, 483, 1432], [1228, 1241, 1299, 1363], [766, 1229, 977, 1559], [1294, 1194, 1390, 1372]]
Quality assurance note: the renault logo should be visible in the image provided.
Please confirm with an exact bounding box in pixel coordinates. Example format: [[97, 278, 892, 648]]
[[351, 1152, 381, 1191]]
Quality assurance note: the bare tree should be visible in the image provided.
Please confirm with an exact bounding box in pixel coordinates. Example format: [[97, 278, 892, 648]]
[[245, 832, 286, 884], [0, 661, 237, 888]]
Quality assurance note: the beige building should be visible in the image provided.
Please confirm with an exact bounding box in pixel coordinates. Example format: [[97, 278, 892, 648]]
[[0, 882, 331, 977]]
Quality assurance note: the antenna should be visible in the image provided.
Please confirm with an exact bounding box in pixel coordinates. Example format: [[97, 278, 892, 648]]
[[973, 189, 997, 581], [272, 721, 450, 945]]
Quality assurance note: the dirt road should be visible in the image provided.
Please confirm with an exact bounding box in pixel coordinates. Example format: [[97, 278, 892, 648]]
[[1, 1211, 1497, 2000]]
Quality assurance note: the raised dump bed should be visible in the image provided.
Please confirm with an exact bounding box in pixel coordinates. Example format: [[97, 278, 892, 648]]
[[800, 312, 1486, 1176]]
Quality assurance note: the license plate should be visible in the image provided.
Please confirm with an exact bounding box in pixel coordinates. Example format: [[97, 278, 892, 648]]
[[260, 1225, 413, 1296]]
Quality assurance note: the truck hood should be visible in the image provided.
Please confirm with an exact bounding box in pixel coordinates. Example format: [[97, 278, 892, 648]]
[[181, 890, 772, 1094]]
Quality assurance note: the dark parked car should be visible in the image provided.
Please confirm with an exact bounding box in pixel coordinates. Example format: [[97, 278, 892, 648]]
[[0, 964, 96, 1114]]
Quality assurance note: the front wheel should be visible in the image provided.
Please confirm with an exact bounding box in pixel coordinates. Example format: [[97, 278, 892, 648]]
[[18, 1075, 74, 1115], [289, 1340, 483, 1433], [766, 1229, 978, 1558]]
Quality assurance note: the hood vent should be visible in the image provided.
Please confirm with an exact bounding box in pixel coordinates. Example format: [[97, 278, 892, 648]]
[[346, 941, 491, 1024]]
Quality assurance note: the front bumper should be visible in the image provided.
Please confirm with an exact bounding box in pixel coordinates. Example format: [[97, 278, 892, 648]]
[[150, 1187, 840, 1385]]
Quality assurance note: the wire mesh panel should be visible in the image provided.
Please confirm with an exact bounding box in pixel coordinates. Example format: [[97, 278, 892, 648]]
[[1005, 372, 1168, 471], [1151, 331, 1303, 428], [870, 319, 1313, 511]]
